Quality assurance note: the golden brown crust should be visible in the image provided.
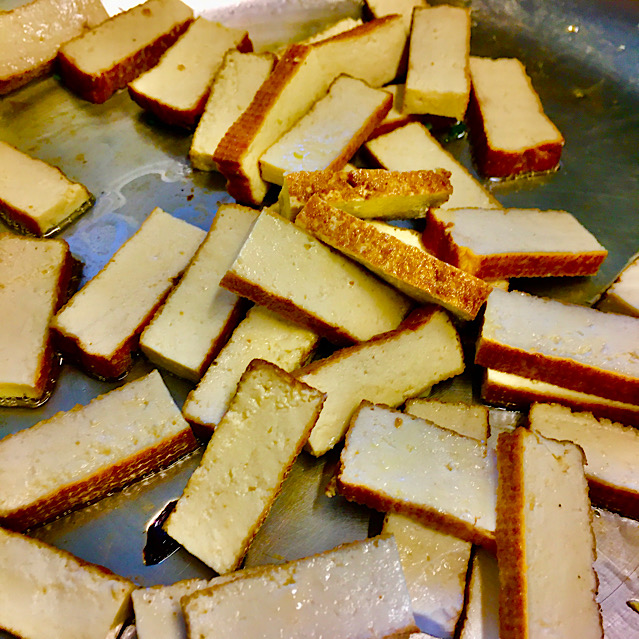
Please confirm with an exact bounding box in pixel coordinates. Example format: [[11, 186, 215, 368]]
[[481, 369, 639, 427], [213, 44, 316, 205], [296, 197, 490, 320], [495, 429, 528, 639], [423, 209, 607, 279], [0, 60, 55, 96], [312, 14, 402, 48], [219, 270, 358, 347], [58, 18, 193, 103], [1, 426, 198, 531], [467, 84, 564, 178], [475, 337, 639, 405]]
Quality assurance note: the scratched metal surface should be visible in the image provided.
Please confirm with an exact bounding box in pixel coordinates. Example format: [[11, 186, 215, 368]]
[[0, 0, 638, 637]]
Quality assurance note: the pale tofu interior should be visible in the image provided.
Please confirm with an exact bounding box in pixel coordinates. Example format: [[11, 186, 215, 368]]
[[433, 208, 606, 254], [0, 236, 66, 398], [469, 56, 563, 151], [519, 431, 600, 638], [59, 0, 194, 74], [224, 210, 411, 343], [601, 255, 639, 314], [165, 362, 323, 573], [0, 142, 91, 233], [340, 404, 497, 535], [129, 18, 247, 111], [190, 51, 274, 171], [259, 76, 390, 185], [52, 208, 205, 358], [404, 398, 489, 441], [365, 123, 499, 209], [183, 306, 318, 428]]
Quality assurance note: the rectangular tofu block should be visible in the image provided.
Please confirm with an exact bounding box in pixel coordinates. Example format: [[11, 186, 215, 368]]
[[0, 141, 94, 236], [0, 234, 76, 407], [529, 402, 639, 520], [496, 427, 602, 639], [423, 207, 608, 279], [128, 17, 251, 128], [182, 536, 418, 639], [279, 167, 452, 220], [0, 369, 196, 530], [220, 208, 412, 346], [468, 56, 565, 177], [337, 402, 497, 548], [189, 50, 276, 171], [259, 75, 392, 185], [182, 305, 319, 436], [296, 306, 465, 456], [475, 287, 639, 404], [165, 360, 325, 573], [296, 197, 492, 320], [140, 204, 257, 382], [52, 207, 205, 379], [0, 0, 107, 95], [404, 5, 471, 120], [57, 0, 194, 103], [365, 122, 501, 210], [0, 526, 135, 639]]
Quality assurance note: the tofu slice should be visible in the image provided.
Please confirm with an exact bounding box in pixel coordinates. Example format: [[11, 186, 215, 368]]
[[364, 122, 501, 209], [0, 141, 94, 236], [529, 402, 639, 520], [189, 50, 276, 171], [182, 305, 319, 437], [259, 75, 392, 185], [219, 208, 412, 346], [182, 536, 419, 639], [140, 204, 258, 382], [475, 287, 639, 405], [164, 360, 325, 573], [496, 427, 602, 638], [0, 370, 197, 530], [404, 6, 471, 120], [57, 0, 194, 103], [337, 402, 497, 548], [51, 207, 205, 379], [468, 56, 564, 177], [423, 207, 608, 279], [128, 17, 252, 128], [597, 253, 639, 317], [0, 0, 107, 95], [0, 235, 76, 407], [364, 0, 427, 31], [296, 197, 492, 320], [0, 526, 135, 639], [278, 167, 452, 221]]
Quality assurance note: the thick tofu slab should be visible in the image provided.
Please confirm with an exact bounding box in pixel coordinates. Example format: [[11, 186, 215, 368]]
[[0, 526, 135, 639], [404, 6, 471, 120], [140, 204, 258, 381], [0, 0, 107, 95], [423, 207, 608, 279], [296, 197, 492, 320], [468, 56, 564, 177], [220, 208, 412, 346], [365, 122, 501, 209], [182, 305, 319, 436], [128, 18, 252, 128], [475, 288, 639, 404], [182, 536, 418, 639], [165, 360, 325, 573], [259, 75, 392, 185], [0, 370, 197, 530], [189, 50, 276, 171], [337, 402, 497, 548], [0, 235, 75, 407], [496, 428, 602, 639], [0, 141, 94, 236], [57, 0, 194, 103], [52, 207, 205, 379]]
